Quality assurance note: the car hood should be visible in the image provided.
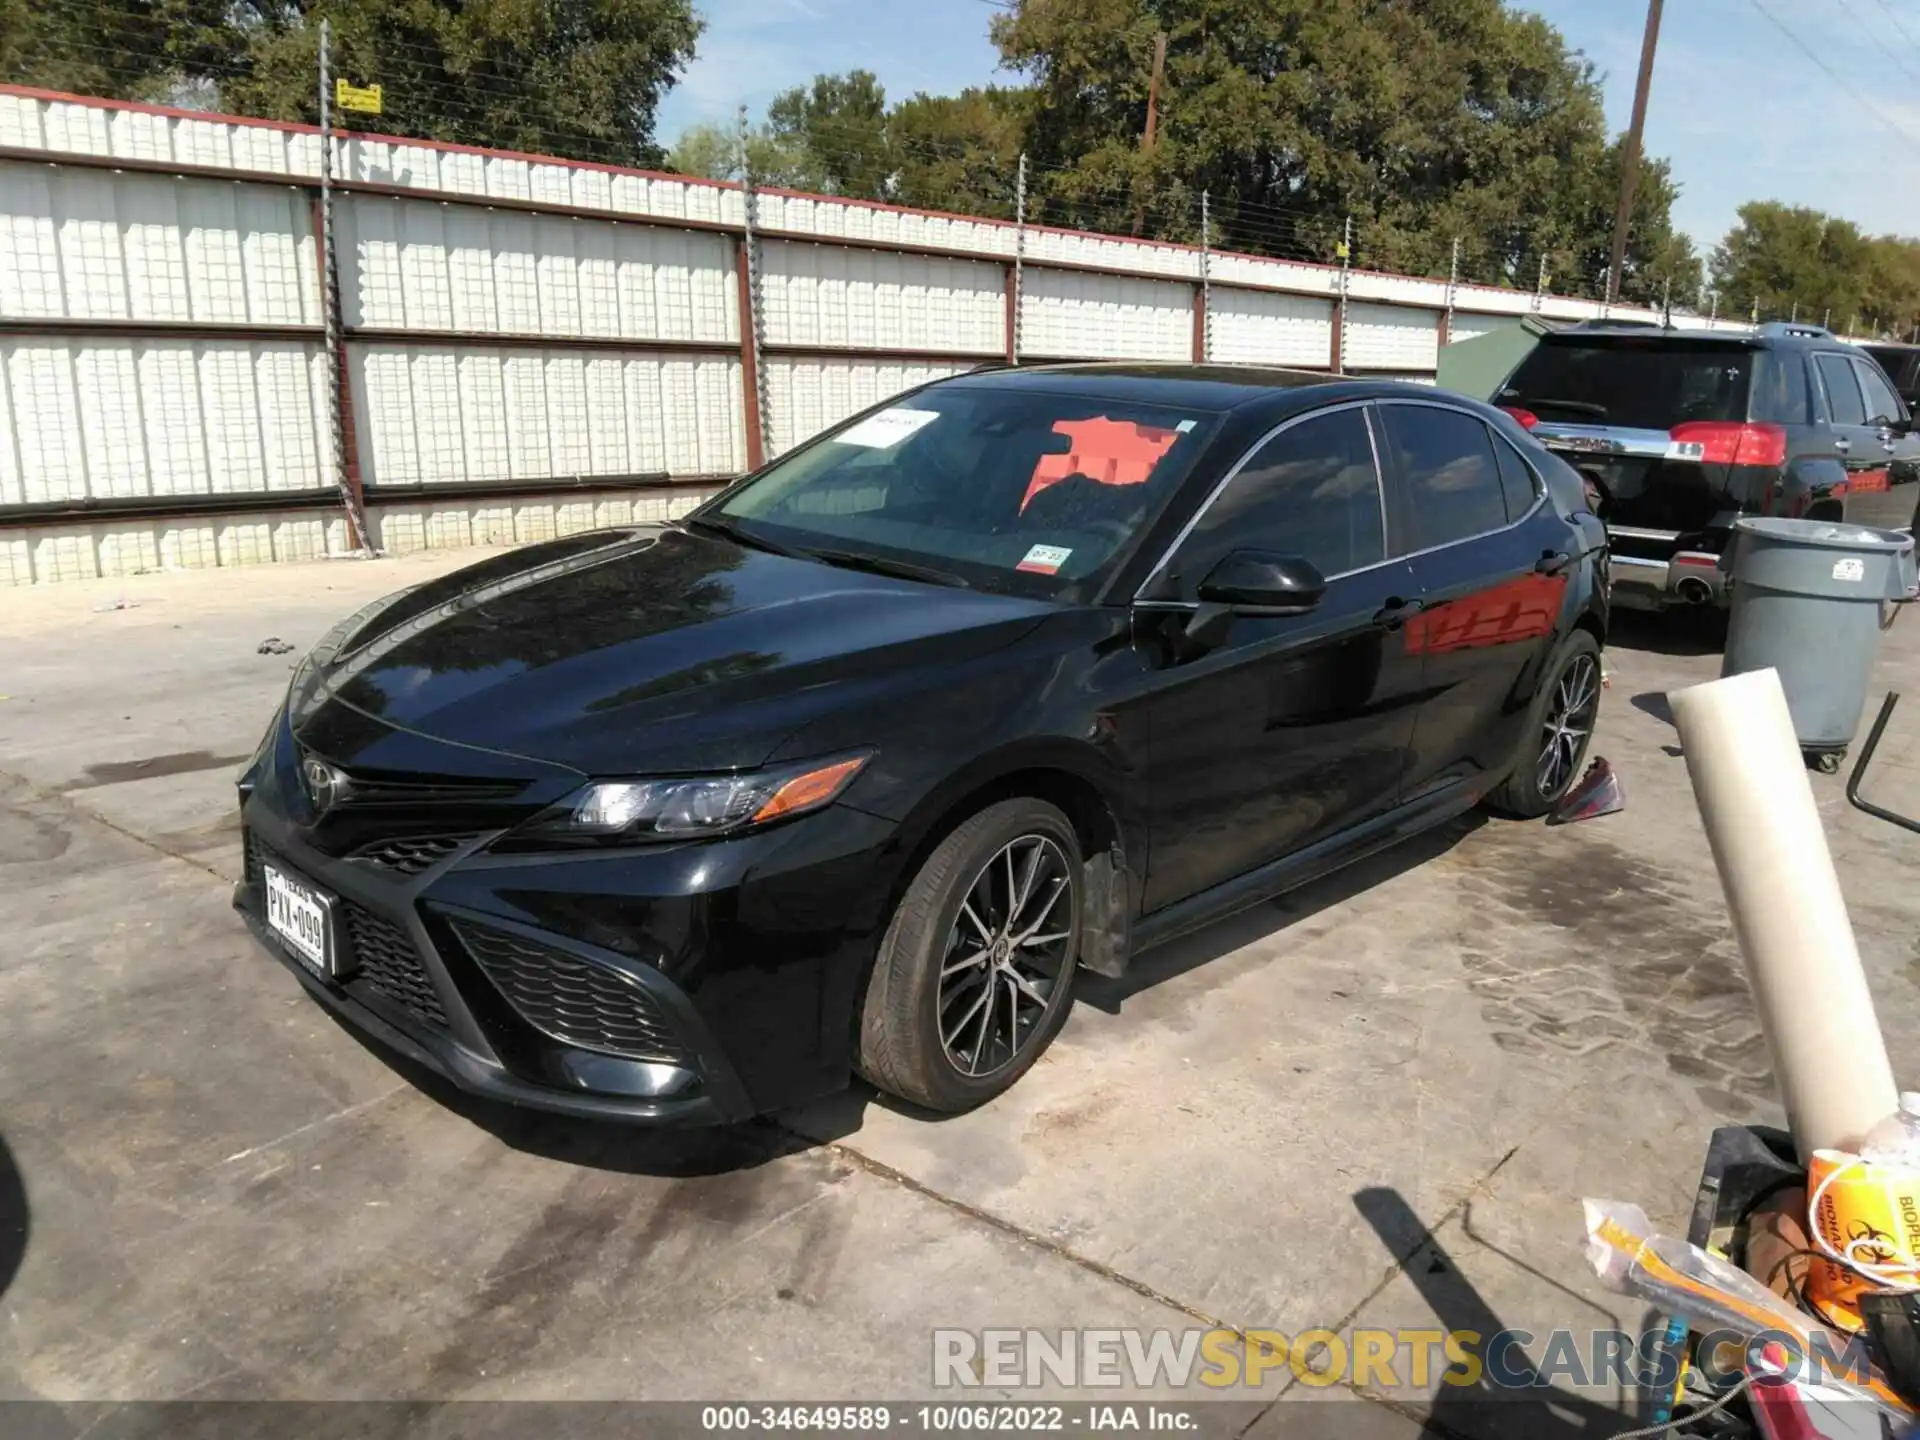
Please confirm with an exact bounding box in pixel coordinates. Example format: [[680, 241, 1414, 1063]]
[[298, 525, 1055, 774]]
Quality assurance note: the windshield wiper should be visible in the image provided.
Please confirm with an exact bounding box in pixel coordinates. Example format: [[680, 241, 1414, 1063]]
[[683, 513, 806, 558], [1507, 395, 1610, 421], [802, 547, 969, 588]]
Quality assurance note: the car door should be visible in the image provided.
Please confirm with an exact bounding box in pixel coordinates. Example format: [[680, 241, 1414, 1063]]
[[1849, 355, 1920, 531], [1813, 351, 1882, 502], [1375, 400, 1572, 800], [1133, 403, 1426, 913]]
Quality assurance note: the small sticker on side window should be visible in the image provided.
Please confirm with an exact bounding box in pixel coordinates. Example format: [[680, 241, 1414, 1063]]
[[833, 407, 940, 449], [1016, 544, 1073, 575]]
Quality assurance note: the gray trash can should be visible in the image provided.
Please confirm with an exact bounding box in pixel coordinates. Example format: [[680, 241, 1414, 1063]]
[[1719, 517, 1918, 771]]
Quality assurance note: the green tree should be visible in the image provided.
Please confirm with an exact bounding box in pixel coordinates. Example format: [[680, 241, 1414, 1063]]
[[888, 87, 1028, 218], [3, 0, 702, 168], [765, 68, 892, 198], [667, 119, 803, 186], [1709, 203, 1881, 326], [5, 0, 238, 104], [985, 0, 1688, 288]]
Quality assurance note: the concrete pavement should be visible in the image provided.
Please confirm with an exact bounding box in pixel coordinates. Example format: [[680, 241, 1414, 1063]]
[[3, 549, 1919, 1435]]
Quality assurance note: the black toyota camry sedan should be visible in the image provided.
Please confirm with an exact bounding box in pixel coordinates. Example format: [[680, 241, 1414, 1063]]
[[236, 364, 1609, 1124]]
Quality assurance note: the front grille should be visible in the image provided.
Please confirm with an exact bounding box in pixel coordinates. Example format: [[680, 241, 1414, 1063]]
[[341, 901, 450, 1029], [452, 920, 684, 1063], [348, 834, 477, 876]]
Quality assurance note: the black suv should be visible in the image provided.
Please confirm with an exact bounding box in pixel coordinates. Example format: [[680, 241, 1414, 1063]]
[[1495, 321, 1920, 610], [235, 366, 1609, 1124]]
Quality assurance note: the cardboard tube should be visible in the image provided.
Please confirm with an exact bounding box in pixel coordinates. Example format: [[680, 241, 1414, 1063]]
[[1669, 667, 1897, 1160]]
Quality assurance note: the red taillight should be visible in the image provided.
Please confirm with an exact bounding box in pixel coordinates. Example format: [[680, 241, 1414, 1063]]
[[1668, 421, 1787, 468], [1501, 406, 1540, 429]]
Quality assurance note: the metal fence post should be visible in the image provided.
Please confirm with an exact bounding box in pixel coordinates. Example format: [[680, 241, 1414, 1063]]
[[318, 20, 371, 553], [737, 107, 772, 467], [1709, 290, 1719, 329], [1196, 190, 1211, 363], [1011, 154, 1027, 366], [1533, 256, 1547, 313], [1334, 215, 1351, 374], [1439, 236, 1459, 347]]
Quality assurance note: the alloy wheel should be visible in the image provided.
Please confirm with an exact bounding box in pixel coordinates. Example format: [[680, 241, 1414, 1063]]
[[936, 834, 1075, 1079], [1536, 652, 1600, 799]]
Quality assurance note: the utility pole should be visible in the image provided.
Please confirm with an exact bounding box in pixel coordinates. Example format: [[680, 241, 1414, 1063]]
[[1607, 0, 1665, 304], [1132, 32, 1168, 237], [316, 20, 369, 553]]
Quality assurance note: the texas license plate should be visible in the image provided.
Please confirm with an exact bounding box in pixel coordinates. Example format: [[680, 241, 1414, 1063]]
[[264, 863, 334, 975]]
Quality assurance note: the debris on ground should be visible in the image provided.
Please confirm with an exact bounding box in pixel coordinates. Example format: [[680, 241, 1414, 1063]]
[[92, 597, 137, 612], [256, 638, 296, 655]]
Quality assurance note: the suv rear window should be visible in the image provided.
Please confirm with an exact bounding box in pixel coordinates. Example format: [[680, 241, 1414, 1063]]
[[1500, 339, 1754, 429]]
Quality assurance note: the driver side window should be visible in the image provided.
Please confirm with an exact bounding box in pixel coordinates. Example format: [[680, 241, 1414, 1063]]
[[1167, 408, 1385, 590]]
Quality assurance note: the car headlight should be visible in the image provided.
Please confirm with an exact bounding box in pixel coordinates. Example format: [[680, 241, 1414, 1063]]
[[513, 753, 871, 847]]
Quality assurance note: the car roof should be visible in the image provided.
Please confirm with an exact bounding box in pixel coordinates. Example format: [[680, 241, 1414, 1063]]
[[940, 361, 1453, 414], [1553, 320, 1866, 353]]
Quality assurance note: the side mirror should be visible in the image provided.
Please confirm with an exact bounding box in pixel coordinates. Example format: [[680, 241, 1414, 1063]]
[[1196, 550, 1327, 614]]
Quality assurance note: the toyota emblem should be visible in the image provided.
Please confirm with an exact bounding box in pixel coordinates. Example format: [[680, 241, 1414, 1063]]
[[301, 756, 344, 814]]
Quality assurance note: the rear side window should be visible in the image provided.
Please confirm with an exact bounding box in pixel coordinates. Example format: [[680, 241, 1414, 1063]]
[[1378, 404, 1509, 548], [1492, 436, 1540, 521], [1816, 353, 1867, 424], [1855, 359, 1906, 425], [1867, 347, 1912, 386], [1501, 340, 1753, 428], [1174, 408, 1385, 581], [1750, 351, 1812, 425]]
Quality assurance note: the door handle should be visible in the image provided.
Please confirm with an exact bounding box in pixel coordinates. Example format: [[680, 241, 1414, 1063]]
[[1835, 437, 1852, 454], [1372, 598, 1425, 631], [1879, 428, 1898, 451], [1535, 550, 1573, 576]]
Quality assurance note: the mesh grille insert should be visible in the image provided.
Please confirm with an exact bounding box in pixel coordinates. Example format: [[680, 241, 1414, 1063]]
[[453, 921, 684, 1063], [348, 834, 477, 876], [341, 902, 449, 1029]]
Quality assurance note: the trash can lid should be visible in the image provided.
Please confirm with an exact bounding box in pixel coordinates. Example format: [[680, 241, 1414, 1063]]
[[1731, 516, 1915, 552]]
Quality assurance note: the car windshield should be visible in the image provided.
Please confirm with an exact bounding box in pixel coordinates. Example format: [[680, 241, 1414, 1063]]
[[708, 385, 1219, 597], [1501, 339, 1755, 429]]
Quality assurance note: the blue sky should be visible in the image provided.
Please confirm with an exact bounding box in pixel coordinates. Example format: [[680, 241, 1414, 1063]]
[[656, 0, 1920, 253]]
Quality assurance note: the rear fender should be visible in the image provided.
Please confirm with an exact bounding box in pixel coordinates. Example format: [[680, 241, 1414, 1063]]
[[1771, 456, 1848, 517]]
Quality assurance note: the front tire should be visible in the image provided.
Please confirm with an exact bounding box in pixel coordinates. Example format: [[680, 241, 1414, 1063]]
[[1489, 630, 1603, 819], [857, 798, 1082, 1112]]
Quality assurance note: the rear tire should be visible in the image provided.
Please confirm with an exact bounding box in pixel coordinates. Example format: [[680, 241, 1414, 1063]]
[[857, 798, 1081, 1112], [1488, 630, 1603, 819]]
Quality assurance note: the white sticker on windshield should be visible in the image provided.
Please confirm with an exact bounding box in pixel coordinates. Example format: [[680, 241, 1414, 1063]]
[[1017, 544, 1073, 576], [1833, 557, 1866, 583], [1176, 419, 1198, 433], [833, 407, 941, 449]]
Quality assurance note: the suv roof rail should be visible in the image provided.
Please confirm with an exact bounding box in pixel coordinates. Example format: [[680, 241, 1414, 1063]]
[[1756, 321, 1835, 341], [1568, 318, 1665, 330]]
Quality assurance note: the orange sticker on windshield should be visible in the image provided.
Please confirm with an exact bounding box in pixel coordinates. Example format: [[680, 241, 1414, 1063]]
[[1021, 418, 1182, 512]]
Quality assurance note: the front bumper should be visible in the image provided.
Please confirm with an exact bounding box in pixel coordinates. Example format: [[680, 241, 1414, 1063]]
[[234, 713, 902, 1126], [236, 820, 758, 1125]]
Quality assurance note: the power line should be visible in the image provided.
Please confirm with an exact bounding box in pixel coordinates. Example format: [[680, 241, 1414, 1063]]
[[1864, 0, 1920, 53], [1745, 0, 1920, 147], [1850, 0, 1920, 89]]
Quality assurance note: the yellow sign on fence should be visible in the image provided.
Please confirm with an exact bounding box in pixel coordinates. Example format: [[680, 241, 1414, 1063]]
[[334, 81, 383, 115]]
